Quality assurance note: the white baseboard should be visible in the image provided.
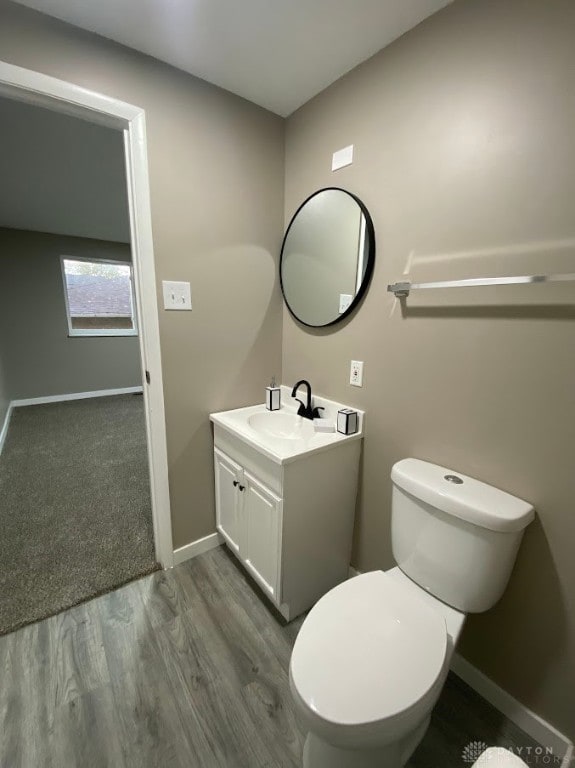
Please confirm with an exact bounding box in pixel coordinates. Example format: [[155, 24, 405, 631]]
[[11, 386, 143, 407], [173, 532, 223, 566], [451, 653, 573, 765], [0, 404, 13, 456], [0, 387, 144, 456]]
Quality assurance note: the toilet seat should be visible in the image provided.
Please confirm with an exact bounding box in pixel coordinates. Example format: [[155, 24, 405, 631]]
[[290, 571, 448, 747]]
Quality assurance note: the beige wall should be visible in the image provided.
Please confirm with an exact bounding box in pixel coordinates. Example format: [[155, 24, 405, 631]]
[[0, 1, 285, 549], [0, 228, 141, 398], [284, 0, 575, 741]]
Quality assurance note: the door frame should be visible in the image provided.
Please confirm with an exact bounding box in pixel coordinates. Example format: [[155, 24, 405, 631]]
[[0, 60, 174, 568]]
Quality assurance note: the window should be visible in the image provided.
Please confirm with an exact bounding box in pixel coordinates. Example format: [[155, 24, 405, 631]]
[[61, 257, 137, 337]]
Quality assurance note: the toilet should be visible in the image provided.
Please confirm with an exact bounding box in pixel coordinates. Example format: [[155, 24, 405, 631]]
[[289, 458, 535, 768]]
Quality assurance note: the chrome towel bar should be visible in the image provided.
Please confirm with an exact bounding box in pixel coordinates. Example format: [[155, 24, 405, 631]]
[[387, 273, 575, 298]]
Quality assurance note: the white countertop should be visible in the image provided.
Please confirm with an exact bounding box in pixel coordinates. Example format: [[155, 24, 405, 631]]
[[210, 386, 364, 465]]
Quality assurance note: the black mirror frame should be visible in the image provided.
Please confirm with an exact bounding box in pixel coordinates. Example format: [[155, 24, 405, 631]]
[[279, 187, 376, 328]]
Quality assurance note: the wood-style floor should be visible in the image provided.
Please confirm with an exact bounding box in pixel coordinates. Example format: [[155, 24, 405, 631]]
[[0, 546, 542, 767]]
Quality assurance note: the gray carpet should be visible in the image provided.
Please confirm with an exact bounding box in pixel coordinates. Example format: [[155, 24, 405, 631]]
[[0, 394, 158, 636]]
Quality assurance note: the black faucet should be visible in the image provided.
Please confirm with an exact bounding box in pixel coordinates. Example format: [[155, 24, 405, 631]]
[[291, 379, 323, 420]]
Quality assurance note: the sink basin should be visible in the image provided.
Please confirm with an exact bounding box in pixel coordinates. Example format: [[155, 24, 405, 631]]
[[248, 412, 314, 441], [210, 387, 364, 464]]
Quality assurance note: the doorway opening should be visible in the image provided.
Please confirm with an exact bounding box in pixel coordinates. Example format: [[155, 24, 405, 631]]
[[0, 61, 173, 634]]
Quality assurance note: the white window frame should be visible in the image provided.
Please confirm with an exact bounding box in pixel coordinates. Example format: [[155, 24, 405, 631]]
[[60, 254, 138, 337]]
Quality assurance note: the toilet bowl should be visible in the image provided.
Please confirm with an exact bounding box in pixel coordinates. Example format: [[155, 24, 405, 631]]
[[290, 569, 464, 768], [289, 458, 534, 768]]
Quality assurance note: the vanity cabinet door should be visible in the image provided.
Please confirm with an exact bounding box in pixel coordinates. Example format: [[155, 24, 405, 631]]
[[242, 471, 282, 601], [214, 448, 243, 555]]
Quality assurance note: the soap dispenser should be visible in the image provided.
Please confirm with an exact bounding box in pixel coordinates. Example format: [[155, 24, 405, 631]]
[[266, 377, 281, 411]]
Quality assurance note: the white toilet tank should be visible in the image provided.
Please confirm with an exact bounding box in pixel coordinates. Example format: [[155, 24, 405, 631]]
[[391, 459, 534, 613]]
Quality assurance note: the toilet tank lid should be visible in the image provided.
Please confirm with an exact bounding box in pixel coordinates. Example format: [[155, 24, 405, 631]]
[[391, 459, 535, 533]]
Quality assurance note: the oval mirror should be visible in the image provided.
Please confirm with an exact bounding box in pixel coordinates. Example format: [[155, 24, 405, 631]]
[[280, 187, 375, 327]]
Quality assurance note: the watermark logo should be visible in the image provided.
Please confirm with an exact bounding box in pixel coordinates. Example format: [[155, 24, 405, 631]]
[[462, 742, 562, 765], [462, 742, 489, 763]]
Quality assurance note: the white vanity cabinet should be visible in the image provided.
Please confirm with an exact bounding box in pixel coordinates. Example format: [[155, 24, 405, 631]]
[[242, 472, 282, 601], [211, 411, 362, 621], [214, 447, 282, 602], [213, 449, 243, 556]]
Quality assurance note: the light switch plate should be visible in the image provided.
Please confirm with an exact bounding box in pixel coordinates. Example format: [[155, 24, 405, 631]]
[[163, 280, 192, 310], [332, 144, 354, 171]]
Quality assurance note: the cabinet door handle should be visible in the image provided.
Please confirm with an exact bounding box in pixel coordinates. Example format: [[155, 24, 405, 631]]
[[233, 480, 239, 487], [238, 485, 245, 492]]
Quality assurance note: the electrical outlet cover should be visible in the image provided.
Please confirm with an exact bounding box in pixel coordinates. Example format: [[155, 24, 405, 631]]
[[350, 360, 364, 387]]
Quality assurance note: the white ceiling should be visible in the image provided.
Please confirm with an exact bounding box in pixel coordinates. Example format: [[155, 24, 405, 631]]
[[12, 0, 453, 116], [0, 97, 130, 242]]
